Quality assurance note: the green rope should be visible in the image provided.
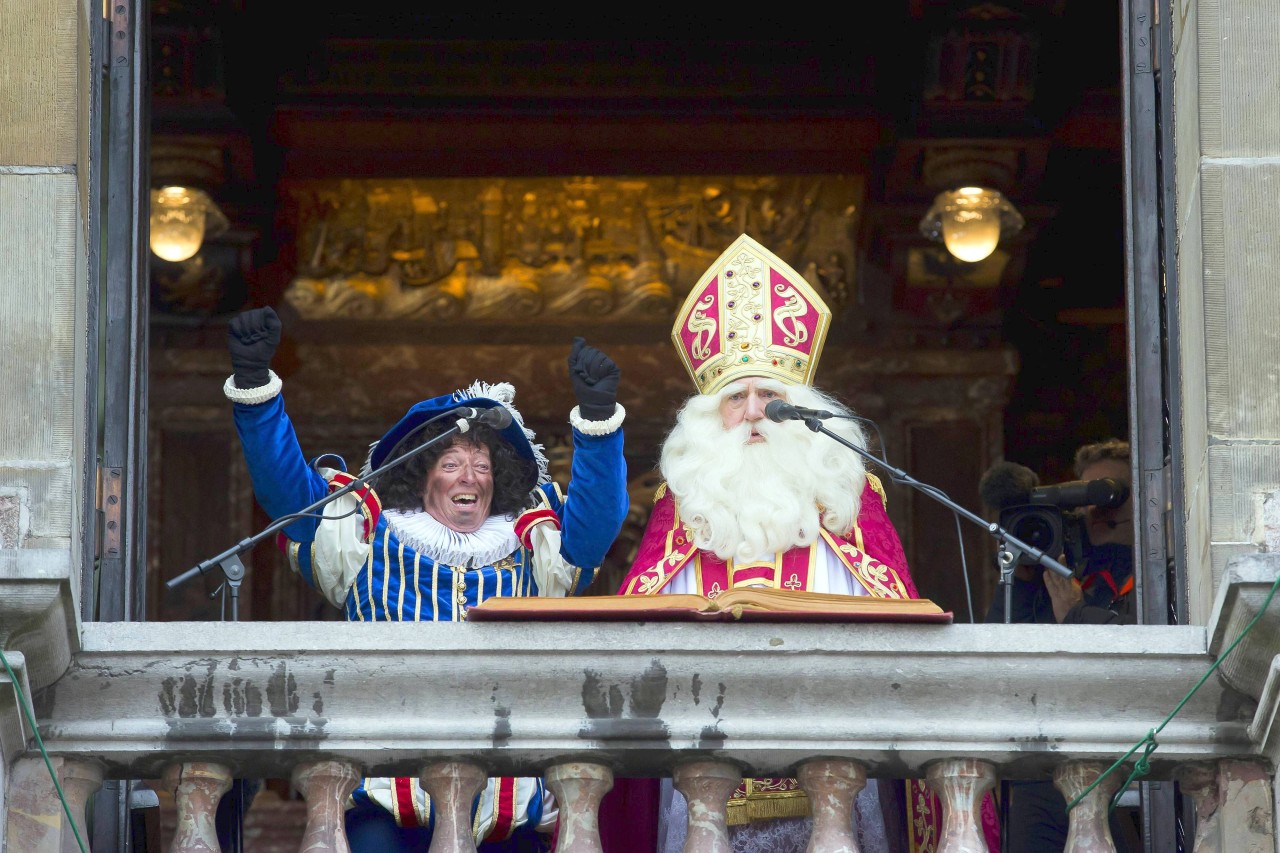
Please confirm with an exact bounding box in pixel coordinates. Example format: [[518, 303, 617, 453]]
[[1065, 571, 1280, 814], [0, 648, 89, 853]]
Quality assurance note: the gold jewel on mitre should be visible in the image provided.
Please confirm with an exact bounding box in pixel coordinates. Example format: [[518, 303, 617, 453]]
[[672, 233, 831, 395]]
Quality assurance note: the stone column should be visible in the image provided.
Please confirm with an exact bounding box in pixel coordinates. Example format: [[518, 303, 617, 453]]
[[796, 758, 866, 853], [672, 760, 740, 853], [1054, 760, 1125, 853], [419, 761, 486, 853], [57, 759, 104, 853], [925, 758, 996, 853], [5, 756, 103, 853], [544, 761, 613, 853], [293, 760, 362, 853], [1175, 758, 1275, 853], [162, 761, 233, 853]]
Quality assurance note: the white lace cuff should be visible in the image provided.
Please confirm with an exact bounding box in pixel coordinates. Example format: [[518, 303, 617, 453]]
[[223, 370, 283, 405], [569, 403, 626, 436]]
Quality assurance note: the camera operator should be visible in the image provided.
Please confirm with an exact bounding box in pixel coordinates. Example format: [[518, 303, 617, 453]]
[[983, 438, 1137, 852], [984, 438, 1135, 626]]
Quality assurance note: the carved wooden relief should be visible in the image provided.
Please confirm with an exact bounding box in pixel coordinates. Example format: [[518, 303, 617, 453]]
[[280, 175, 863, 324]]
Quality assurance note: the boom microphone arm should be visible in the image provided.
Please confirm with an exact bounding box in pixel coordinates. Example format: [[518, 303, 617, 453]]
[[785, 414, 1073, 581]]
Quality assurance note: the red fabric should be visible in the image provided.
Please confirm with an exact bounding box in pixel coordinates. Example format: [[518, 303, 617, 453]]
[[483, 776, 517, 841], [620, 489, 683, 594], [393, 777, 420, 828], [597, 777, 660, 853], [854, 479, 917, 597], [982, 789, 1002, 851], [513, 508, 560, 550], [326, 470, 382, 542]]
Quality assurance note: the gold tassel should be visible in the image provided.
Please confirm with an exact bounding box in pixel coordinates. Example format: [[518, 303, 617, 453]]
[[725, 788, 811, 826]]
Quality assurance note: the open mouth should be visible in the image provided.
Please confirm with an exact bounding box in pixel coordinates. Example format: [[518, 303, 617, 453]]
[[452, 494, 479, 507]]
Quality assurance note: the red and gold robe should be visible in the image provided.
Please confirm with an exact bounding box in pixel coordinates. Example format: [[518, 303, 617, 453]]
[[619, 475, 916, 600], [610, 474, 999, 853]]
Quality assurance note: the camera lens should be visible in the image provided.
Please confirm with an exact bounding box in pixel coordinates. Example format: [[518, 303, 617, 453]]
[[1013, 514, 1057, 550]]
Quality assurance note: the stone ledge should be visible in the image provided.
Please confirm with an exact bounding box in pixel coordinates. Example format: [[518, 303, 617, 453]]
[[33, 620, 1247, 782], [0, 548, 79, 690]]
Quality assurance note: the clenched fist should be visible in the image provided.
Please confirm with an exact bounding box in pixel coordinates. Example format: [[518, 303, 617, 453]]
[[227, 307, 282, 389], [567, 337, 620, 421]]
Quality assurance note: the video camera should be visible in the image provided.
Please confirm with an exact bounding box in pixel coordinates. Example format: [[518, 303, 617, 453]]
[[979, 462, 1131, 569]]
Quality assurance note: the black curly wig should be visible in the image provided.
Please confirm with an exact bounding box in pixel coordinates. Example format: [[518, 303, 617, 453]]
[[372, 419, 540, 516]]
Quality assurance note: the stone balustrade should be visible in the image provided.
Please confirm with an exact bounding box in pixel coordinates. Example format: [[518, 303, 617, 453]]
[[5, 620, 1275, 851]]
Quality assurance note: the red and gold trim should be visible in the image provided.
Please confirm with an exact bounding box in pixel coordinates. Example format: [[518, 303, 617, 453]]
[[481, 776, 518, 842], [326, 471, 381, 543], [513, 508, 560, 550]]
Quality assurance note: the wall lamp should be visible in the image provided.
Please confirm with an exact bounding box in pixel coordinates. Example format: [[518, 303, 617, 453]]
[[918, 186, 1024, 263], [149, 185, 229, 263]]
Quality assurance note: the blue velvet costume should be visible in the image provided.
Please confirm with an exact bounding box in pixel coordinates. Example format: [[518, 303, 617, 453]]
[[233, 393, 626, 621], [228, 381, 629, 850]]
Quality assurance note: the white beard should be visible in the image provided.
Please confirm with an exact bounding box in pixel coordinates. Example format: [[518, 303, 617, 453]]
[[660, 386, 869, 563]]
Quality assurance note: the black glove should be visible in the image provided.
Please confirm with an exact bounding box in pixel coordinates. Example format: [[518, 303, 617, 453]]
[[568, 336, 620, 421], [227, 307, 282, 389]]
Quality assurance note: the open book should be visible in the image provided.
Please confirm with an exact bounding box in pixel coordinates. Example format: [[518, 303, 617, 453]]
[[467, 588, 952, 624]]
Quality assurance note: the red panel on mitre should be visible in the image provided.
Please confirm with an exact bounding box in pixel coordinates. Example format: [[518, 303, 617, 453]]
[[768, 266, 821, 360], [675, 274, 722, 375]]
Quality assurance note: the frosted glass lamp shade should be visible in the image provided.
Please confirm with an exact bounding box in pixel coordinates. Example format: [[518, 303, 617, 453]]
[[149, 186, 227, 262], [919, 187, 1024, 263]]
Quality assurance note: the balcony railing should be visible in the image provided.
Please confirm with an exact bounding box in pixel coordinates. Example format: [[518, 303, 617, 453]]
[[7, 617, 1270, 851]]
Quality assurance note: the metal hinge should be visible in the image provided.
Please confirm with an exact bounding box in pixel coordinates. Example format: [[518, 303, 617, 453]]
[[108, 0, 130, 68], [98, 466, 123, 560]]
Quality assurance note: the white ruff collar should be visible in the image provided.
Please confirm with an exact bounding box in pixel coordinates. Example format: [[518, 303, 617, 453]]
[[383, 509, 520, 568]]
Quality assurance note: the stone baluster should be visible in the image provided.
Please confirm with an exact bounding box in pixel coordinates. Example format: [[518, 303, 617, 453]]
[[1054, 760, 1126, 852], [5, 756, 104, 853], [57, 759, 105, 853], [796, 758, 865, 853], [1175, 758, 1275, 853], [544, 761, 613, 853], [293, 760, 362, 853], [419, 761, 486, 853], [925, 758, 996, 853], [162, 761, 233, 853], [672, 760, 740, 853]]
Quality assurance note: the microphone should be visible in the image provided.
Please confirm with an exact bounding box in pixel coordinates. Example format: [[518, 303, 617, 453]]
[[1030, 478, 1130, 509], [978, 461, 1040, 511], [455, 405, 513, 431], [764, 400, 839, 422], [476, 405, 513, 429]]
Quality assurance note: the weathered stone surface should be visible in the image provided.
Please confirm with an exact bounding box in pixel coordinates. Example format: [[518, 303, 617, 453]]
[[31, 620, 1246, 782]]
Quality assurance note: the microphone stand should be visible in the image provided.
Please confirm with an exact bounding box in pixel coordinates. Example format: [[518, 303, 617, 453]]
[[166, 412, 479, 603], [792, 416, 1073, 610]]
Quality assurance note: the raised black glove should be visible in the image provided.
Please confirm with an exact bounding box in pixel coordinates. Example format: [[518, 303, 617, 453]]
[[227, 307, 282, 389], [568, 336, 620, 421]]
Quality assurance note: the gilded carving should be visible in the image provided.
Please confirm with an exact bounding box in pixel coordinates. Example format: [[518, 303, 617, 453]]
[[282, 175, 862, 322]]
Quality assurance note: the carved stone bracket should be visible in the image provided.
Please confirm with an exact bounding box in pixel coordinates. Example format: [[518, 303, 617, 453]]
[[0, 549, 79, 690]]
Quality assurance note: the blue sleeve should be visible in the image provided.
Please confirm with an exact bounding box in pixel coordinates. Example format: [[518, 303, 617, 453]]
[[557, 427, 628, 591], [232, 394, 329, 544]]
